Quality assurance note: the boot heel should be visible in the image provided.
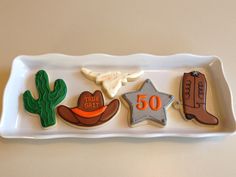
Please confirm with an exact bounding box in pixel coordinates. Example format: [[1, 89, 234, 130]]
[[185, 114, 196, 120]]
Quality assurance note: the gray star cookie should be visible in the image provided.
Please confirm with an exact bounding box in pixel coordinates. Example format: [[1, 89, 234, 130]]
[[122, 79, 174, 126]]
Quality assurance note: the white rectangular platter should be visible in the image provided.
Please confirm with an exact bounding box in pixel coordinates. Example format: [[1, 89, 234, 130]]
[[1, 54, 235, 139]]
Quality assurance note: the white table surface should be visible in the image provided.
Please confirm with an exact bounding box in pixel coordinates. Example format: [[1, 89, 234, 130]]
[[0, 1, 236, 177]]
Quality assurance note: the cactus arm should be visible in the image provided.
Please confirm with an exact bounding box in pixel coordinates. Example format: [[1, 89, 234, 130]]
[[23, 90, 39, 114], [35, 70, 50, 98], [50, 79, 67, 105]]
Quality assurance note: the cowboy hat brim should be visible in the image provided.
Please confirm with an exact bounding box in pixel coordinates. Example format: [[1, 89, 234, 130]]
[[57, 99, 119, 127]]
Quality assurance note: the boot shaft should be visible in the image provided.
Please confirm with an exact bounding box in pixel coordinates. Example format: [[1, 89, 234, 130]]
[[194, 72, 207, 106], [182, 72, 194, 107], [183, 71, 207, 108]]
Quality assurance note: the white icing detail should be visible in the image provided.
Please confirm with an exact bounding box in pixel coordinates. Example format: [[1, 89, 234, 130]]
[[126, 70, 144, 81], [81, 68, 143, 98], [80, 68, 99, 80]]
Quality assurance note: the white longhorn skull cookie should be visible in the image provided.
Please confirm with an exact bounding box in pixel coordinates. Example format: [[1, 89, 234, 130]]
[[81, 68, 144, 98]]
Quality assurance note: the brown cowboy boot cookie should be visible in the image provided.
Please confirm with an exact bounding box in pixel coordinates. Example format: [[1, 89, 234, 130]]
[[182, 71, 219, 125], [57, 90, 120, 127]]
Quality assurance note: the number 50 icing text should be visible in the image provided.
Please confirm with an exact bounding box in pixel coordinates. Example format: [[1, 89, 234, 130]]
[[136, 94, 162, 111]]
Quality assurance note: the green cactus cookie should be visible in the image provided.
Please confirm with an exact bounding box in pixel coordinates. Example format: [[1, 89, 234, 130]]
[[23, 70, 67, 128]]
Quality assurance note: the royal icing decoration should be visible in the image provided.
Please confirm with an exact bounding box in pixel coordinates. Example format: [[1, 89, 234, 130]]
[[23, 70, 67, 128], [81, 68, 144, 98], [122, 79, 174, 126], [57, 90, 120, 127], [181, 71, 219, 125]]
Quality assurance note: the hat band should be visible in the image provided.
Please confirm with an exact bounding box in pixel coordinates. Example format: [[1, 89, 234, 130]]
[[71, 106, 107, 118]]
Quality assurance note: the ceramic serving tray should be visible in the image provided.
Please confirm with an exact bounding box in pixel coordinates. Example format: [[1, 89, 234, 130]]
[[1, 54, 235, 139]]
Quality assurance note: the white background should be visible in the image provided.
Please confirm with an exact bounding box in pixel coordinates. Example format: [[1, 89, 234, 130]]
[[0, 1, 236, 177]]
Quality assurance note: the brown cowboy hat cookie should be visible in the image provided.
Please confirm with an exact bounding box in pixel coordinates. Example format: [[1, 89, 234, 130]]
[[57, 90, 120, 127]]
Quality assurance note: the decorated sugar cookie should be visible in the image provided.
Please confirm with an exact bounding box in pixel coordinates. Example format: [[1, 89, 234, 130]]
[[81, 68, 144, 98], [23, 70, 67, 128], [57, 90, 120, 128], [122, 79, 174, 127], [174, 71, 219, 125]]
